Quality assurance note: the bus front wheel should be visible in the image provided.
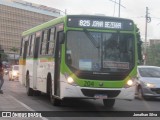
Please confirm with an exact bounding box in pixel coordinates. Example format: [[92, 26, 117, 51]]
[[103, 99, 115, 108], [50, 83, 62, 106]]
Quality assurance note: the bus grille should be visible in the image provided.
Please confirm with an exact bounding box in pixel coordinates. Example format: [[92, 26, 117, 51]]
[[81, 89, 121, 98]]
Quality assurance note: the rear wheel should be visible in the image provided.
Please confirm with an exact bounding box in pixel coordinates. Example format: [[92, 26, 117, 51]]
[[50, 81, 62, 106], [26, 74, 33, 96], [34, 91, 41, 96], [103, 99, 115, 108]]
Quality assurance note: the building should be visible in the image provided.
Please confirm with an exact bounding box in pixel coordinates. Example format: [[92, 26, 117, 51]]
[[0, 0, 61, 61], [149, 39, 160, 46], [142, 41, 149, 48]]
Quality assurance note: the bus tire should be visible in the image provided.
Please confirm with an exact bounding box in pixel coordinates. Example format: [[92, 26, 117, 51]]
[[50, 82, 61, 106], [26, 74, 33, 96], [103, 99, 115, 108], [34, 91, 41, 96]]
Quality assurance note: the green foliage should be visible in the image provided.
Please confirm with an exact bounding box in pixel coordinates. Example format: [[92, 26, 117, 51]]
[[146, 43, 160, 66], [10, 47, 19, 53], [135, 25, 143, 64], [0, 52, 9, 61]]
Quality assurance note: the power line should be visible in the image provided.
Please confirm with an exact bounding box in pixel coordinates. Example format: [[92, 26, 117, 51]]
[[108, 0, 125, 17], [129, 16, 145, 19], [108, 0, 125, 8], [113, 0, 116, 16], [150, 17, 160, 20]]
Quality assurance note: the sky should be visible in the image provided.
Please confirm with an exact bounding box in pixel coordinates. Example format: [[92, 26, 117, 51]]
[[25, 0, 160, 40]]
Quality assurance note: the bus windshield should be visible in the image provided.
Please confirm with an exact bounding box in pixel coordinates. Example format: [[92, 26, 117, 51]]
[[66, 31, 134, 73]]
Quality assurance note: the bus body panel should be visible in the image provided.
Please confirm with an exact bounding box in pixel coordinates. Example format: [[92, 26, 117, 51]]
[[59, 74, 135, 100], [36, 58, 55, 93], [19, 63, 26, 85]]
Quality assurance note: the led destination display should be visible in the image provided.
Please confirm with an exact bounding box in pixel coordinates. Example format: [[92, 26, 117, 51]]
[[67, 16, 134, 31]]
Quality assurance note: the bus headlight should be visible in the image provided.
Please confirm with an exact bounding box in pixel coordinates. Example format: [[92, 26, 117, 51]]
[[67, 77, 74, 84], [64, 73, 77, 86], [127, 79, 133, 86], [67, 76, 77, 86], [124, 79, 135, 88], [145, 83, 156, 88]]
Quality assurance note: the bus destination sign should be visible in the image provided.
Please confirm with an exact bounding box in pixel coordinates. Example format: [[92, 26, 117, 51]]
[[79, 20, 122, 29], [67, 16, 133, 31]]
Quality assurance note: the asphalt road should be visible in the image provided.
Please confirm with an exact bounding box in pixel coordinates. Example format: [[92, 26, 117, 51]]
[[1, 75, 160, 120]]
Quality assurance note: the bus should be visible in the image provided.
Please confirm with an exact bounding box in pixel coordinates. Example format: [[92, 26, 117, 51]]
[[19, 15, 138, 108]]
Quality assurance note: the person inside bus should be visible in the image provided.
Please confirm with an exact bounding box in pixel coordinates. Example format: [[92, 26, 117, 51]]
[[103, 36, 120, 61]]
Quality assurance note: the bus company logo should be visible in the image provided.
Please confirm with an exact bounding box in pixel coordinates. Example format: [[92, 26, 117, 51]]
[[2, 112, 12, 117], [99, 82, 103, 87], [1, 112, 42, 118]]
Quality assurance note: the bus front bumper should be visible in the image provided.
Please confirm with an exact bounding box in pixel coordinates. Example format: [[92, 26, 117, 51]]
[[60, 82, 135, 100]]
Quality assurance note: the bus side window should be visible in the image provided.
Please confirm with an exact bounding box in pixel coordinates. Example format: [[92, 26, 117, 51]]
[[30, 34, 35, 56], [48, 27, 55, 55], [27, 35, 32, 56], [45, 29, 51, 54], [20, 38, 24, 56], [40, 31, 44, 55], [22, 36, 29, 59], [34, 32, 41, 58], [41, 29, 48, 55]]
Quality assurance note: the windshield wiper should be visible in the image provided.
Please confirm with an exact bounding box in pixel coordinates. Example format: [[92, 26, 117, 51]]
[[83, 29, 100, 48]]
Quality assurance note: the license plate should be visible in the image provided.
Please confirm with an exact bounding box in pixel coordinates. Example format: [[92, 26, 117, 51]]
[[94, 94, 108, 99]]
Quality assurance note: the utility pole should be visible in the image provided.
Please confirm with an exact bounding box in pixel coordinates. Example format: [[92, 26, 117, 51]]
[[109, 0, 125, 17], [65, 9, 67, 15], [144, 7, 151, 65], [118, 0, 121, 17]]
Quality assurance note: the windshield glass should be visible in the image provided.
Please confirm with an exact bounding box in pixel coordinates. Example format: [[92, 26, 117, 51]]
[[139, 67, 160, 77], [66, 31, 134, 73]]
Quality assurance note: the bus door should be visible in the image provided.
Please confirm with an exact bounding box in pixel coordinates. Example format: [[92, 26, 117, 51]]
[[54, 24, 64, 97], [20, 37, 28, 86], [32, 32, 41, 89]]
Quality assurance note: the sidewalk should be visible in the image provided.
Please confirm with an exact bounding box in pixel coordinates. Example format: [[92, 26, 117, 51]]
[[0, 76, 43, 120]]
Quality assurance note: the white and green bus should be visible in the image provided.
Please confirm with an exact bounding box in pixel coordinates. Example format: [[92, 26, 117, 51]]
[[19, 15, 138, 107]]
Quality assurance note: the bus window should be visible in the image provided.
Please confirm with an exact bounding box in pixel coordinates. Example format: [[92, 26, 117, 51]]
[[41, 29, 48, 55], [22, 36, 29, 59], [20, 38, 24, 56], [45, 29, 51, 54], [48, 27, 55, 55], [30, 34, 35, 56], [27, 35, 32, 56], [40, 31, 44, 55], [34, 32, 41, 58]]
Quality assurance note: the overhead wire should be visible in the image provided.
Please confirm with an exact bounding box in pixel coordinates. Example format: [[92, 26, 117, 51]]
[[113, 0, 116, 16]]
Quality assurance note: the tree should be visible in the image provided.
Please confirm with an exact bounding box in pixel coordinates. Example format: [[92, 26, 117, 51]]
[[135, 25, 143, 65], [146, 43, 160, 66], [1, 53, 9, 61]]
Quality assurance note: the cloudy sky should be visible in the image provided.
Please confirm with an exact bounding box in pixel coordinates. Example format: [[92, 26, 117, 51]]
[[25, 0, 160, 40]]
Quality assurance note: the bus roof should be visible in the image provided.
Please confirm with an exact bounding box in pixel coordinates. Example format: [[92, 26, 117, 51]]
[[22, 15, 65, 36]]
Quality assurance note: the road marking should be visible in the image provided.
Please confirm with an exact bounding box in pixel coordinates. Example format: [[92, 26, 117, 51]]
[[9, 95, 48, 120]]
